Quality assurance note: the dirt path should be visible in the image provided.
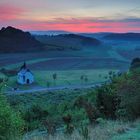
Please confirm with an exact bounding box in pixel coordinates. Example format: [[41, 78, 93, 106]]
[[5, 82, 105, 96]]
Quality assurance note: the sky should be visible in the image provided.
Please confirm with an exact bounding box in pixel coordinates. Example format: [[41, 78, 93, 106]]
[[0, 0, 140, 32]]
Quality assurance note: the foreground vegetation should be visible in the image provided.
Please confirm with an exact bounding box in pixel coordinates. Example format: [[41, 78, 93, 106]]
[[26, 119, 140, 140], [0, 85, 24, 140], [0, 58, 140, 139]]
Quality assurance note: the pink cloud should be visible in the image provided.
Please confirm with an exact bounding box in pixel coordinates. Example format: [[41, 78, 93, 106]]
[[0, 14, 140, 32], [16, 18, 140, 33], [0, 4, 24, 21]]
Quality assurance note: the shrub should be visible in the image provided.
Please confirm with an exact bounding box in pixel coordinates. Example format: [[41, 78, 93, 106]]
[[63, 114, 74, 134], [96, 85, 119, 119], [116, 70, 140, 120], [96, 69, 140, 120], [74, 97, 99, 123], [24, 104, 48, 121], [43, 119, 56, 135], [0, 68, 17, 77], [23, 104, 48, 131], [130, 57, 140, 70], [0, 93, 24, 140]]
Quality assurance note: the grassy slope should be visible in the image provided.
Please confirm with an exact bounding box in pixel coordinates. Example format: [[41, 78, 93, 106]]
[[7, 69, 140, 140], [7, 87, 140, 140], [24, 120, 140, 140], [111, 120, 140, 140]]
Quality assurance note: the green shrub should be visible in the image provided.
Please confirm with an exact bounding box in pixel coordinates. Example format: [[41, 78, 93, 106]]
[[74, 97, 99, 123], [116, 70, 140, 120], [96, 69, 140, 120], [96, 84, 118, 119], [0, 93, 24, 140], [23, 104, 48, 131]]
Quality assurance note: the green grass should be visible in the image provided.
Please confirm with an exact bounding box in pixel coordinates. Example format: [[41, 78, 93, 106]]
[[111, 120, 140, 140], [34, 69, 118, 87], [4, 69, 118, 90]]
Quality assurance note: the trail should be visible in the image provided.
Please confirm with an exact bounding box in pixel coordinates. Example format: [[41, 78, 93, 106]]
[[5, 82, 105, 96]]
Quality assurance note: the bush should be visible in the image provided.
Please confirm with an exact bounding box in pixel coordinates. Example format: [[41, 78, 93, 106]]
[[96, 69, 140, 120], [130, 57, 140, 70], [74, 97, 99, 123], [0, 93, 24, 140], [23, 104, 48, 131], [116, 70, 140, 120], [96, 84, 119, 119]]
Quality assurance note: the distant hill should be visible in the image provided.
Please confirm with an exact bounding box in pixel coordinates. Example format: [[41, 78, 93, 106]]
[[79, 32, 111, 39], [30, 30, 71, 35], [104, 33, 140, 41], [35, 34, 102, 50], [0, 26, 44, 53]]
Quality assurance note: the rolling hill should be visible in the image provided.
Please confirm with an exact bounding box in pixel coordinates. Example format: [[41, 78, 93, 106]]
[[79, 32, 111, 39], [35, 34, 102, 50], [0, 27, 104, 52], [0, 26, 44, 53], [104, 33, 140, 41]]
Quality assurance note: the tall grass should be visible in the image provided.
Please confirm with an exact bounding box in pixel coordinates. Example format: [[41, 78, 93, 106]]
[[24, 120, 139, 140]]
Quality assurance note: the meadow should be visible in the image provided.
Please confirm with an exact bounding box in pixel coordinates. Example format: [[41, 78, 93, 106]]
[[5, 69, 118, 90], [0, 49, 126, 90]]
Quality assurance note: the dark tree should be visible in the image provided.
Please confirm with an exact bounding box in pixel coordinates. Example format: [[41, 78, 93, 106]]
[[130, 57, 140, 70], [52, 73, 57, 85]]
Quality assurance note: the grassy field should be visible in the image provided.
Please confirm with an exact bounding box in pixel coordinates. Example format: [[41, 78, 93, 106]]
[[0, 50, 129, 90], [34, 69, 117, 86], [3, 69, 118, 90]]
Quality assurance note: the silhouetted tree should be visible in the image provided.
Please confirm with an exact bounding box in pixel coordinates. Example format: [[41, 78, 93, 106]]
[[52, 73, 57, 85], [130, 57, 140, 70], [84, 76, 88, 83], [80, 75, 84, 84]]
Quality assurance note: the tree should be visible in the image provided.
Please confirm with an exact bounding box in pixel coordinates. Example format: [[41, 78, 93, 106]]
[[52, 73, 57, 85], [130, 57, 140, 70], [84, 76, 88, 84], [80, 75, 84, 84]]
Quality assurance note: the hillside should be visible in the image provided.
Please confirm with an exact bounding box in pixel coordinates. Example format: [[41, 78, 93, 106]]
[[0, 26, 44, 53], [35, 34, 102, 50], [79, 32, 111, 39], [104, 33, 140, 41], [4, 60, 140, 139]]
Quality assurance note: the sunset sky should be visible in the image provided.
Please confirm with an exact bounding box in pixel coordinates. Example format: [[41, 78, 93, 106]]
[[0, 0, 140, 32]]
